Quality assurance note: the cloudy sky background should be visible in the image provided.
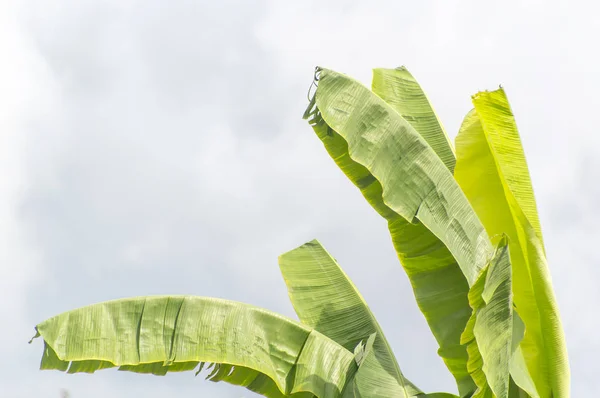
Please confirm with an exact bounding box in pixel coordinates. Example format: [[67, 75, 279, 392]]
[[1, 0, 596, 396]]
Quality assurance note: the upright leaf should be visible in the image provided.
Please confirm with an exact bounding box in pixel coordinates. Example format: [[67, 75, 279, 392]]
[[312, 67, 491, 287], [372, 67, 456, 172], [469, 90, 544, 245], [32, 296, 359, 398], [305, 67, 495, 396], [279, 239, 420, 398], [305, 111, 474, 395], [454, 90, 570, 397]]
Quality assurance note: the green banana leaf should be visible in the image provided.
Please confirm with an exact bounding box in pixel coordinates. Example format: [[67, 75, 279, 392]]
[[279, 239, 420, 398], [31, 295, 366, 398], [459, 236, 537, 398], [509, 315, 540, 398], [305, 67, 495, 396], [345, 333, 383, 397], [312, 67, 493, 280], [371, 67, 456, 172], [344, 334, 458, 398], [453, 90, 570, 397]]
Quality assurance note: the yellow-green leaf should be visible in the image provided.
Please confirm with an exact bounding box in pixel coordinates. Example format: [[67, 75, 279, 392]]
[[32, 296, 359, 398], [279, 239, 422, 398], [454, 91, 570, 397], [460, 237, 538, 398], [305, 67, 496, 396]]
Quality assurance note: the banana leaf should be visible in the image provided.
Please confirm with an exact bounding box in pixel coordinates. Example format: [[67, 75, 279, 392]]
[[31, 295, 364, 398], [459, 236, 538, 398], [454, 90, 569, 397], [280, 239, 420, 397], [305, 67, 494, 396], [372, 67, 455, 172]]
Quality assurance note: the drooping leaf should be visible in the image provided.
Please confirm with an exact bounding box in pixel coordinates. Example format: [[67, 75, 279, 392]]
[[32, 296, 361, 398], [305, 67, 495, 396], [279, 239, 421, 398], [311, 66, 492, 286], [454, 91, 570, 397], [372, 66, 456, 172]]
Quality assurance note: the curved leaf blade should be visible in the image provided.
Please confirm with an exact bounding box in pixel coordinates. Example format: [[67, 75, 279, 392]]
[[305, 67, 495, 396], [313, 67, 491, 285], [32, 296, 358, 398], [304, 113, 473, 394], [279, 239, 420, 398]]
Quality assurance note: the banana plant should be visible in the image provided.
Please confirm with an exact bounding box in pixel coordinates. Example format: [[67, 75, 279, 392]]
[[30, 66, 569, 398], [304, 66, 569, 397], [30, 240, 448, 398]]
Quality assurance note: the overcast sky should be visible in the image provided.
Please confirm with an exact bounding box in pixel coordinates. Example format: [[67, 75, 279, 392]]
[[0, 1, 596, 397]]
